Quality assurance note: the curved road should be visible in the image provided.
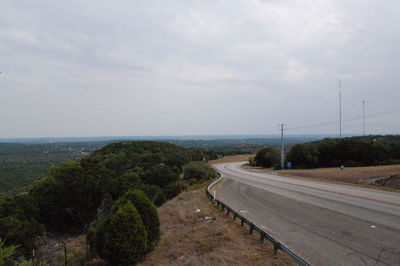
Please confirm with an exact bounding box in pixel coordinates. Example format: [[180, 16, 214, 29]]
[[213, 162, 400, 266]]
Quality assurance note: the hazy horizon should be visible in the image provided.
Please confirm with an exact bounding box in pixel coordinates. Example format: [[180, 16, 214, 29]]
[[0, 133, 392, 144], [1, 1, 399, 138]]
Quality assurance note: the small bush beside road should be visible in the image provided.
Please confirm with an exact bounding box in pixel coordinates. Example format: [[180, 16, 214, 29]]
[[183, 161, 218, 181]]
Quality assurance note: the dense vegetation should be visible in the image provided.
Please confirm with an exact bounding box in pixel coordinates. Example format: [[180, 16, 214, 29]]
[[0, 136, 318, 195], [286, 136, 400, 169], [0, 141, 219, 264], [250, 147, 280, 168]]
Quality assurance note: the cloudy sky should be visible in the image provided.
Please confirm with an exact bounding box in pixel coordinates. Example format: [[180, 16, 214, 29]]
[[1, 0, 399, 138]]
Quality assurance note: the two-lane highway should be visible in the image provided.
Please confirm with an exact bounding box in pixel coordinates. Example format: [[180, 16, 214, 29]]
[[213, 162, 400, 266]]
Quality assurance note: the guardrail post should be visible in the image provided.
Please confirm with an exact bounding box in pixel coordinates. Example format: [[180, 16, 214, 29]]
[[63, 241, 67, 266], [226, 208, 230, 215], [273, 242, 279, 255], [206, 177, 310, 266]]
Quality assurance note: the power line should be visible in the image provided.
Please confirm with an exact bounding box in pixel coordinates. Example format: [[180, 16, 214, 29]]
[[339, 80, 342, 139], [286, 109, 400, 131], [362, 100, 365, 136]]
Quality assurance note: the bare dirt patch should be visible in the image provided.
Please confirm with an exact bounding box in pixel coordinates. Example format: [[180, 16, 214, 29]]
[[139, 185, 294, 266], [276, 165, 400, 191]]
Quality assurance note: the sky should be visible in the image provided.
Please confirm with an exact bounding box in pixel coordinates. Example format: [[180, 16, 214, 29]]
[[1, 0, 399, 138]]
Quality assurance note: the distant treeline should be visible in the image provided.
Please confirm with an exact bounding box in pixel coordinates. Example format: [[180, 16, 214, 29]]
[[168, 137, 318, 151], [286, 135, 400, 169], [0, 141, 219, 265], [0, 140, 249, 196]]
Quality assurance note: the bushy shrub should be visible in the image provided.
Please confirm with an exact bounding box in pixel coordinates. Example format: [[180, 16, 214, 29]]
[[0, 239, 17, 265], [111, 169, 141, 199], [286, 144, 319, 169], [140, 184, 167, 206], [30, 161, 111, 231], [254, 147, 280, 168], [153, 191, 167, 207], [163, 152, 191, 170], [164, 181, 189, 199], [114, 189, 160, 251], [183, 162, 217, 181], [100, 202, 147, 265], [0, 195, 44, 252], [248, 157, 256, 166]]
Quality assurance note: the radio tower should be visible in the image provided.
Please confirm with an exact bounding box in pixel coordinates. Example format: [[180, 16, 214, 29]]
[[362, 100, 365, 136], [339, 80, 342, 139], [279, 124, 286, 169]]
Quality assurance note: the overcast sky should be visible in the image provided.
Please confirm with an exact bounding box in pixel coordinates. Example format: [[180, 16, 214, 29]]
[[1, 0, 399, 138]]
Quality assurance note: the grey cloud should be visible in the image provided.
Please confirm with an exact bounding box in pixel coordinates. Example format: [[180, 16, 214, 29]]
[[0, 0, 399, 137]]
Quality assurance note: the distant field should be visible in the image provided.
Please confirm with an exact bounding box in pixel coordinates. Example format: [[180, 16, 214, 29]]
[[209, 154, 252, 165], [0, 142, 109, 195]]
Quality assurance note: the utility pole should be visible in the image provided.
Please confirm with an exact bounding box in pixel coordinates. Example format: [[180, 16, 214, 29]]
[[279, 124, 286, 170], [339, 80, 342, 139], [362, 100, 365, 136]]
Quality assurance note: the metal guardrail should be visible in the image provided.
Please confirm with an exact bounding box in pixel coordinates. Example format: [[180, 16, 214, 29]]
[[206, 176, 311, 266]]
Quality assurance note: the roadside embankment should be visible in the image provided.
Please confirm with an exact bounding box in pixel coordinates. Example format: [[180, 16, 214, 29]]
[[139, 183, 293, 266]]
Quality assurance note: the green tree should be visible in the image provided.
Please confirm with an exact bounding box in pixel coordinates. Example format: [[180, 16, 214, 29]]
[[0, 195, 44, 252], [286, 144, 319, 168], [183, 162, 217, 181], [101, 202, 147, 265], [0, 239, 17, 265], [164, 180, 189, 199], [30, 160, 111, 231], [163, 152, 191, 171], [111, 169, 141, 199], [140, 184, 167, 206], [254, 147, 280, 168], [114, 189, 160, 251], [144, 164, 179, 188], [248, 157, 256, 166]]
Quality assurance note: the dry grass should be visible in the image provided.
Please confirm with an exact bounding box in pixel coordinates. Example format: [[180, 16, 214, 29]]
[[276, 165, 400, 190], [140, 185, 294, 266], [36, 234, 87, 265], [209, 154, 253, 165]]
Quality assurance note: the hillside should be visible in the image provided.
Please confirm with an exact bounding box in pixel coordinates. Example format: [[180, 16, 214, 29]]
[[0, 141, 220, 265]]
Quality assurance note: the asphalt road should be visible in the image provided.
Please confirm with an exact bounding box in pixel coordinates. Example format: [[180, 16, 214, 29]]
[[213, 162, 400, 266]]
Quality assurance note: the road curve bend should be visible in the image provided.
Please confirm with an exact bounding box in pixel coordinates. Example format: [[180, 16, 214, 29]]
[[212, 162, 400, 266]]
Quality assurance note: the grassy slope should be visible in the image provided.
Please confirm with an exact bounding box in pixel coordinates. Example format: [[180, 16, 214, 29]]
[[139, 184, 293, 266], [277, 165, 400, 191]]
